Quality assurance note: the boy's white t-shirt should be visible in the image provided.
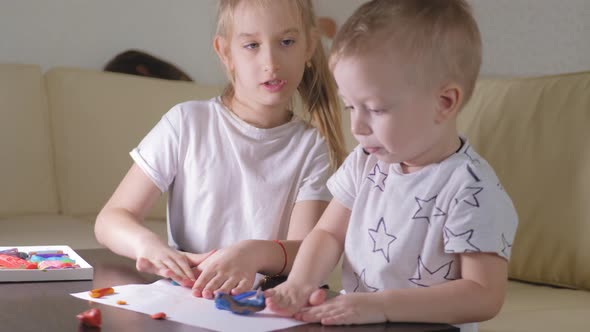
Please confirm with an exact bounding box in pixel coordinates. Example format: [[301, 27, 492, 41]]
[[130, 97, 332, 254], [328, 141, 518, 298]]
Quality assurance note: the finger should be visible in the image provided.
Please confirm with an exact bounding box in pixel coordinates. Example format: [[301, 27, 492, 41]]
[[175, 254, 197, 281], [321, 312, 348, 325], [267, 296, 298, 317], [215, 277, 239, 296], [161, 257, 192, 282], [136, 257, 156, 273], [185, 249, 217, 266], [192, 269, 217, 297], [231, 279, 253, 295], [309, 288, 327, 306], [203, 275, 227, 299]]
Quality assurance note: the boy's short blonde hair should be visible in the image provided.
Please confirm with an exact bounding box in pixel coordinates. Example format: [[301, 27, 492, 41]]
[[331, 0, 482, 105]]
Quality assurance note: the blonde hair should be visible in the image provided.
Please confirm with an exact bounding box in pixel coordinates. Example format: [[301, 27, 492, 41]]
[[331, 0, 482, 105], [215, 0, 346, 170]]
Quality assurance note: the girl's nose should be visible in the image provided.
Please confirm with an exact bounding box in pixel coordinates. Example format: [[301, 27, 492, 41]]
[[262, 48, 280, 72]]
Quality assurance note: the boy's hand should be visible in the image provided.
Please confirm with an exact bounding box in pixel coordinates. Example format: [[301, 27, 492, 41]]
[[295, 292, 387, 325], [135, 241, 212, 288], [264, 282, 326, 317], [190, 243, 258, 299]]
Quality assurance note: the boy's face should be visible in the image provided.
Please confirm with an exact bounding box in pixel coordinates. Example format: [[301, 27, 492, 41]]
[[223, 0, 311, 110], [333, 52, 450, 165]]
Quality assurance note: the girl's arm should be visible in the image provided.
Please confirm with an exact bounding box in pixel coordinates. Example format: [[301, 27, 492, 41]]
[[298, 252, 508, 325], [190, 199, 329, 298], [265, 199, 351, 316], [95, 164, 203, 285]]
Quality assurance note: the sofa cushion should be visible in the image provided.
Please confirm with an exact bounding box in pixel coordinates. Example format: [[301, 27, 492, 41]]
[[458, 71, 590, 290], [0, 64, 59, 216], [0, 215, 99, 249], [480, 281, 590, 332], [45, 68, 221, 219]]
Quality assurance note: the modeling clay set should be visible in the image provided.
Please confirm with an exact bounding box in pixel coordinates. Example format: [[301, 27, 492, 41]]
[[0, 245, 93, 282]]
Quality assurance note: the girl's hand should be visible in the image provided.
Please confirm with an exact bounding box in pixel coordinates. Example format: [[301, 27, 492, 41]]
[[295, 292, 387, 325], [135, 241, 212, 288], [190, 243, 258, 299], [264, 282, 325, 317]]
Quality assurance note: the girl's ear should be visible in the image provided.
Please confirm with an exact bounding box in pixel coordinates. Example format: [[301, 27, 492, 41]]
[[435, 83, 462, 124], [213, 35, 233, 71]]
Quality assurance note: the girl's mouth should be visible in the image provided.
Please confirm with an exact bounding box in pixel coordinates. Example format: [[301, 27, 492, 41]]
[[262, 79, 286, 92]]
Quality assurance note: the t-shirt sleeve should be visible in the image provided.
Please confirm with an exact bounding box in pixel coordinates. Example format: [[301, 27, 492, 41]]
[[129, 106, 181, 193], [443, 165, 519, 260], [326, 146, 364, 209], [295, 137, 332, 202]]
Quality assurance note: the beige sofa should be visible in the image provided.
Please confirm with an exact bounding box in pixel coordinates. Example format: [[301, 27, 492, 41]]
[[1, 63, 589, 331], [0, 64, 220, 249]]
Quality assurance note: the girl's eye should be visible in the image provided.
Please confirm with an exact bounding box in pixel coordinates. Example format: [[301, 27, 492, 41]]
[[343, 105, 354, 111], [281, 39, 295, 46], [244, 43, 259, 50], [369, 108, 384, 114]]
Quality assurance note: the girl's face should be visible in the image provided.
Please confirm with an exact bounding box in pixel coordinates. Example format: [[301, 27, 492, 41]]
[[217, 0, 313, 112]]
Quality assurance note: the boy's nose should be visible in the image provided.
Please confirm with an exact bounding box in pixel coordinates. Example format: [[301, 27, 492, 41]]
[[351, 112, 371, 136]]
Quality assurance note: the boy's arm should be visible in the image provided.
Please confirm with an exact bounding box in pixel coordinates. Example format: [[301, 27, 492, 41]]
[[299, 252, 507, 325], [265, 199, 351, 315], [288, 199, 350, 285], [380, 252, 507, 324]]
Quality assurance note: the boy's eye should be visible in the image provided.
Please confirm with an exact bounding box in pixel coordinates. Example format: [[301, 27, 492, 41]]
[[244, 42, 259, 50], [368, 108, 385, 114], [281, 39, 295, 46]]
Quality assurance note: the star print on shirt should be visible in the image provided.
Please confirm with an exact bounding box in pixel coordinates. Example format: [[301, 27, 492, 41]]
[[367, 163, 388, 192], [461, 186, 484, 207], [353, 268, 379, 292], [464, 145, 480, 165], [466, 164, 481, 182], [409, 256, 456, 287], [368, 218, 397, 263], [501, 233, 513, 258], [443, 227, 481, 253], [412, 196, 447, 224]]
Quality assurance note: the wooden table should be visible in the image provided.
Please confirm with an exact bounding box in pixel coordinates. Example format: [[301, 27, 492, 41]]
[[0, 249, 458, 332]]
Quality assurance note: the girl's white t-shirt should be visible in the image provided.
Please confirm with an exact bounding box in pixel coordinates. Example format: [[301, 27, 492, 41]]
[[130, 97, 332, 253]]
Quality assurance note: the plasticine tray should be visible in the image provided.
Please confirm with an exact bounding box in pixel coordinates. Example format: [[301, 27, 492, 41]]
[[0, 245, 93, 282]]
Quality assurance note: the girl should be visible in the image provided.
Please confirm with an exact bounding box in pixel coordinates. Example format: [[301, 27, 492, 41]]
[[95, 0, 346, 300]]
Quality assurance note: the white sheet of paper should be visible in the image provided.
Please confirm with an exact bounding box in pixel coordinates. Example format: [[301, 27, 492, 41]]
[[71, 279, 306, 332]]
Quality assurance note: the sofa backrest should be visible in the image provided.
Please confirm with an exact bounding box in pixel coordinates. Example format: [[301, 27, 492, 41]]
[[0, 64, 59, 216], [45, 67, 221, 219], [459, 71, 590, 290]]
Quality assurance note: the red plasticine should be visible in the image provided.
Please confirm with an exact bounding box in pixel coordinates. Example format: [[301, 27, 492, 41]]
[[150, 312, 167, 320], [0, 254, 37, 269], [76, 308, 101, 327]]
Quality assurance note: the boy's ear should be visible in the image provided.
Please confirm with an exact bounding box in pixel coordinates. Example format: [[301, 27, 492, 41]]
[[435, 83, 463, 124], [213, 35, 233, 71]]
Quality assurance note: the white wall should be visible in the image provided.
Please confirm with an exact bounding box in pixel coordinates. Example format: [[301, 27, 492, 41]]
[[1, 0, 589, 84]]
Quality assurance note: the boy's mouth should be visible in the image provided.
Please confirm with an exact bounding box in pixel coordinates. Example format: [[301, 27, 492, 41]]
[[363, 147, 381, 154]]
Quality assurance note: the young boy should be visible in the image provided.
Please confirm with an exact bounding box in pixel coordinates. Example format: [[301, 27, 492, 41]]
[[265, 0, 518, 330]]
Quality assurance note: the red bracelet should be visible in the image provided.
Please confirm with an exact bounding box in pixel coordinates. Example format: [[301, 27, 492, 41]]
[[273, 240, 287, 276]]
